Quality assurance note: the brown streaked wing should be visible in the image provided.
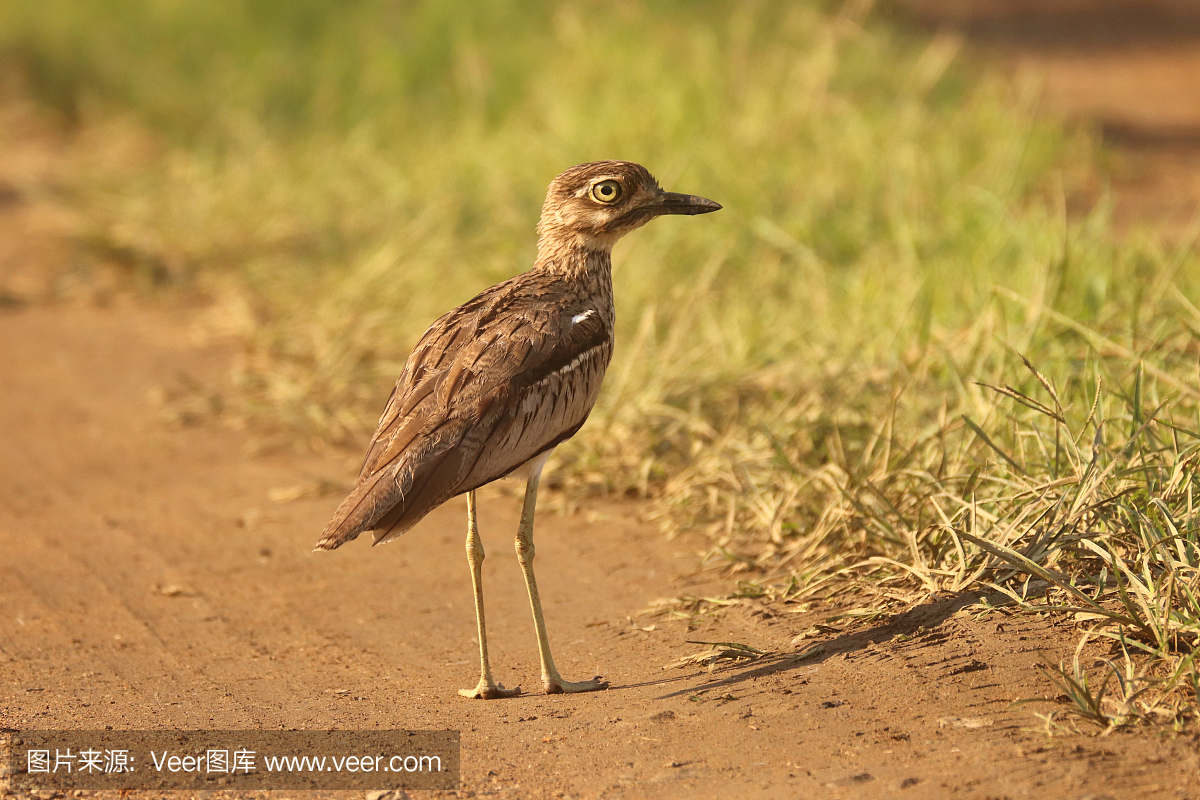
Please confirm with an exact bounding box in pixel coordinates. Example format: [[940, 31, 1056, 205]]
[[317, 274, 612, 550], [354, 291, 490, 480], [457, 336, 611, 491], [415, 291, 612, 492]]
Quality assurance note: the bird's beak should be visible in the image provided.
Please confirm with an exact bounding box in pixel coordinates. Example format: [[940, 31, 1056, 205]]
[[656, 191, 722, 216]]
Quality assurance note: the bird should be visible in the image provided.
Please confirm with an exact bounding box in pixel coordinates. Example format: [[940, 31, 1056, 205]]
[[315, 161, 720, 698]]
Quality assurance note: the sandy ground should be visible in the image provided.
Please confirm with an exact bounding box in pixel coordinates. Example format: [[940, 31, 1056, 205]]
[[4, 3, 1200, 798]]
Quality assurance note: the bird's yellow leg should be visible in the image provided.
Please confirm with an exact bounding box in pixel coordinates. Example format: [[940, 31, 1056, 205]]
[[459, 490, 520, 699], [514, 465, 609, 694]]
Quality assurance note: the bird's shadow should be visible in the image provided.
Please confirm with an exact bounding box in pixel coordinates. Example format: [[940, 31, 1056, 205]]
[[626, 589, 997, 699]]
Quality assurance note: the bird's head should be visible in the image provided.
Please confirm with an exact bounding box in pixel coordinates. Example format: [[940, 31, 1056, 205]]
[[536, 161, 721, 257]]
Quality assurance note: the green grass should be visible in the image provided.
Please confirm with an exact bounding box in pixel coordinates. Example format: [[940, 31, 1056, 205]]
[[3, 0, 1199, 726]]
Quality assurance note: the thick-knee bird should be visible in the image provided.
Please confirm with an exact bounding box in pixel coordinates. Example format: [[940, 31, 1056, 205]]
[[316, 161, 720, 698]]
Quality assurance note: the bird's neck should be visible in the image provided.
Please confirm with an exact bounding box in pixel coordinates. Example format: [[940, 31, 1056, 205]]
[[533, 237, 614, 283]]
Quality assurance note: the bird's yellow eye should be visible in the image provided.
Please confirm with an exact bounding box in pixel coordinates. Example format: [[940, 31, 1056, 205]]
[[590, 179, 622, 205]]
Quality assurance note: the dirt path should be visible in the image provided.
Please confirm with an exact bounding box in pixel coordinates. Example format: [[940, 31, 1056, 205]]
[[1, 147, 1197, 800]]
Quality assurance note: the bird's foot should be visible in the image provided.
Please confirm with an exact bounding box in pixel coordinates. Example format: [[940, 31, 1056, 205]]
[[459, 678, 521, 700], [544, 675, 609, 694]]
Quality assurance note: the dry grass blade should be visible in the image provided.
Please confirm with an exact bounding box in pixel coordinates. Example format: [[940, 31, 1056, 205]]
[[976, 382, 1065, 424], [961, 415, 1026, 475], [953, 529, 1107, 611], [667, 641, 767, 672]]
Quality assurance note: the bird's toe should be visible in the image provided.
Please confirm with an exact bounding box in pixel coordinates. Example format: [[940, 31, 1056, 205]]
[[545, 675, 609, 694], [459, 680, 522, 700]]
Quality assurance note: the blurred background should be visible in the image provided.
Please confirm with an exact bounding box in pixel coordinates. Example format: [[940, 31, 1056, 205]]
[[903, 0, 1200, 231], [0, 0, 1198, 586]]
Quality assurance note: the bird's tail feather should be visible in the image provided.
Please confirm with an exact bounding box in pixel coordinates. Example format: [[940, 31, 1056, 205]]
[[313, 466, 407, 550], [369, 446, 462, 546], [315, 440, 466, 551]]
